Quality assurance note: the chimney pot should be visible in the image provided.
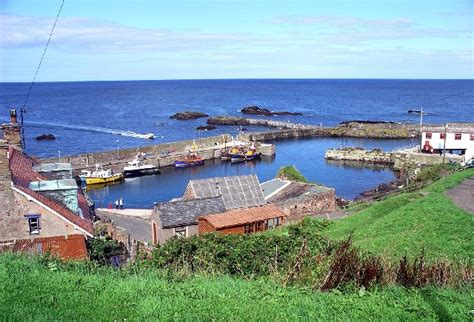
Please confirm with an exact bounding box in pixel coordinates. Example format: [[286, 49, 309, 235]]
[[9, 109, 17, 124]]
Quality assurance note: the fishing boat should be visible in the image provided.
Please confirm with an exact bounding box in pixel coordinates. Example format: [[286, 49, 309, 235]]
[[221, 147, 240, 161], [174, 154, 205, 168], [244, 148, 261, 161], [230, 151, 246, 163], [78, 164, 123, 185], [123, 153, 160, 178]]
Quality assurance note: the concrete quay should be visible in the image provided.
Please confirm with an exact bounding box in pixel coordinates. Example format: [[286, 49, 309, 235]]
[[41, 134, 276, 173]]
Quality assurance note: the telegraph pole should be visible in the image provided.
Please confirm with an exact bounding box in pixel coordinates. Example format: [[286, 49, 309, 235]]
[[442, 123, 448, 164]]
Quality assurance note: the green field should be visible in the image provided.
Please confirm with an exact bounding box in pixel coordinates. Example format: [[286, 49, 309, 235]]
[[324, 169, 474, 260], [1, 169, 472, 320], [0, 254, 472, 321]]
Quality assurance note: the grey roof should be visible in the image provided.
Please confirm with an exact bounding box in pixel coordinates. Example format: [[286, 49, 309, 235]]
[[33, 163, 72, 173], [267, 182, 334, 204], [154, 196, 226, 229], [261, 178, 289, 199], [187, 174, 266, 210]]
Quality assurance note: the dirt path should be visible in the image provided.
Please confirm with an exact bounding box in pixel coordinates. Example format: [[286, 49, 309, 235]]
[[446, 177, 474, 214]]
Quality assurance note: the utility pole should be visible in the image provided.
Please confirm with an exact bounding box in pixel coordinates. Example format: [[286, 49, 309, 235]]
[[442, 123, 448, 164], [419, 106, 423, 133], [116, 139, 119, 159]]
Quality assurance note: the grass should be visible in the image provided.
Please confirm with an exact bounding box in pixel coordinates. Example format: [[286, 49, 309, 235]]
[[325, 169, 474, 260], [276, 165, 310, 183], [0, 253, 472, 321]]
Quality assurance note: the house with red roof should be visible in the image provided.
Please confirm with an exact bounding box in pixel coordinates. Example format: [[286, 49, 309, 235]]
[[0, 110, 94, 260]]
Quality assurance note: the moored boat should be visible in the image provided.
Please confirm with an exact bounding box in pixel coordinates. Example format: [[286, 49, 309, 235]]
[[123, 153, 160, 178], [221, 147, 240, 161], [174, 154, 205, 168], [230, 152, 246, 163], [244, 148, 261, 161], [79, 164, 123, 185]]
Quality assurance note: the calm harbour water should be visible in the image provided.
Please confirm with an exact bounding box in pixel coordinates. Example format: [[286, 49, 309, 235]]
[[1, 79, 472, 206]]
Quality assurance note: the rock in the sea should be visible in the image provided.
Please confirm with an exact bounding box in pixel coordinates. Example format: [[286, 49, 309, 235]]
[[170, 111, 209, 120], [196, 125, 216, 131], [241, 105, 303, 116], [35, 133, 56, 141], [207, 116, 250, 126]]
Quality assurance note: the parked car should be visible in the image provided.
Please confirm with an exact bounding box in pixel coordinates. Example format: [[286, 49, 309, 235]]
[[462, 158, 474, 168]]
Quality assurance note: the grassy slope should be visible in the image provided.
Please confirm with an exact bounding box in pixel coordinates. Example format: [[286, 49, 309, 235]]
[[325, 169, 474, 260], [0, 254, 472, 321]]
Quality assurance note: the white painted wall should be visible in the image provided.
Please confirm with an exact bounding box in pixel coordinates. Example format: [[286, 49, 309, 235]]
[[422, 131, 474, 151]]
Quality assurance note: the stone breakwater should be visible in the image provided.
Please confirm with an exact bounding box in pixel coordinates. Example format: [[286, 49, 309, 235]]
[[41, 134, 275, 174], [209, 117, 423, 140], [325, 147, 392, 164], [325, 147, 465, 171]]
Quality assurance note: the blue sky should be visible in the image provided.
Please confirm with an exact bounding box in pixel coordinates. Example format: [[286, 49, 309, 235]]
[[0, 0, 472, 81]]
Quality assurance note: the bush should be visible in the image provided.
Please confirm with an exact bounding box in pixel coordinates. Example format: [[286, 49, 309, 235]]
[[276, 165, 310, 183]]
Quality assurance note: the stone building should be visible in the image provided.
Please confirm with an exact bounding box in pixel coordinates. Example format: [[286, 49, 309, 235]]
[[261, 178, 336, 221], [198, 204, 286, 235], [0, 110, 93, 259], [151, 196, 226, 244]]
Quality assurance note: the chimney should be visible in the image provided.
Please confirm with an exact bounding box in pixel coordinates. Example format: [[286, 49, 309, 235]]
[[1, 109, 23, 150], [10, 109, 17, 124]]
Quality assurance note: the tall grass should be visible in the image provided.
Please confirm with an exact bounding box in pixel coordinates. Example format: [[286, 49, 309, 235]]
[[1, 253, 472, 321]]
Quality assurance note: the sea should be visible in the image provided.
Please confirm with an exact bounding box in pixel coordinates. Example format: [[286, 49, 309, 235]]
[[1, 79, 473, 207]]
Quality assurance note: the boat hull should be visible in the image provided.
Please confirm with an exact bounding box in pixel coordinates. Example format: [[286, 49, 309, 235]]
[[81, 173, 123, 185], [230, 154, 246, 163], [174, 159, 205, 168], [123, 168, 161, 178]]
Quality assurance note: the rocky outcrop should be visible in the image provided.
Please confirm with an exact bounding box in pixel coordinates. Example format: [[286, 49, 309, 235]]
[[196, 125, 216, 131], [207, 116, 250, 126], [35, 133, 56, 140], [241, 105, 303, 116], [170, 111, 209, 120]]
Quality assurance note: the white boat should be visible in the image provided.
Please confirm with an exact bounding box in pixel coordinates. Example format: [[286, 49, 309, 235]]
[[123, 153, 160, 178]]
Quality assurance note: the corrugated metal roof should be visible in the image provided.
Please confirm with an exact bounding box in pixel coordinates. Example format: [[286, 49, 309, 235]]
[[260, 178, 290, 199], [200, 205, 286, 229], [188, 174, 266, 210], [154, 196, 226, 229], [0, 234, 88, 260]]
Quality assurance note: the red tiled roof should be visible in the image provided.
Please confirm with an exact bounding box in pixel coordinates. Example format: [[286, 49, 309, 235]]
[[8, 146, 93, 235], [199, 205, 286, 229], [0, 234, 88, 260]]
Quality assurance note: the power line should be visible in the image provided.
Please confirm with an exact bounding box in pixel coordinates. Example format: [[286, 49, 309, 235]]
[[20, 0, 65, 148]]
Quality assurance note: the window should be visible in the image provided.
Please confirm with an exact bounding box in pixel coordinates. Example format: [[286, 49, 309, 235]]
[[25, 214, 40, 235], [425, 132, 432, 139], [471, 134, 474, 141], [266, 218, 274, 229], [174, 226, 186, 237], [455, 133, 462, 140], [440, 133, 445, 139]]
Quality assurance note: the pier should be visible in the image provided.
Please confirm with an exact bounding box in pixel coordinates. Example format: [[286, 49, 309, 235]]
[[41, 134, 276, 173]]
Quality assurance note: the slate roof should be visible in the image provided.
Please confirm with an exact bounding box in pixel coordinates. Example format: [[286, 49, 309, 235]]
[[8, 146, 94, 235], [199, 205, 286, 230], [187, 174, 266, 210], [154, 196, 226, 229]]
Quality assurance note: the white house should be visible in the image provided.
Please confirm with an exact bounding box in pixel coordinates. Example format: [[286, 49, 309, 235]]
[[421, 123, 474, 161]]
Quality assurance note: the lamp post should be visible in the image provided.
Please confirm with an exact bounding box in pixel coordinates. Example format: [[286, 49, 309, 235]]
[[116, 139, 119, 159], [442, 123, 448, 164]]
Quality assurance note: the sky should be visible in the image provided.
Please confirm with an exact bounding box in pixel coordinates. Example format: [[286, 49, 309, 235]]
[[0, 0, 472, 81]]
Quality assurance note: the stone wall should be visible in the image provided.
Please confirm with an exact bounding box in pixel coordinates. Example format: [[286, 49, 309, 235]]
[[275, 189, 336, 221], [0, 190, 87, 241], [42, 134, 231, 173], [0, 142, 15, 218], [325, 147, 392, 164]]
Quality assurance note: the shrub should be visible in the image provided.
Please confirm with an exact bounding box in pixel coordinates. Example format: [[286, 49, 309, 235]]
[[276, 165, 310, 183]]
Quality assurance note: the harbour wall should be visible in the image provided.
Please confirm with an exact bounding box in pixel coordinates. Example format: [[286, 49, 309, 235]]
[[41, 134, 276, 173], [325, 147, 465, 171]]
